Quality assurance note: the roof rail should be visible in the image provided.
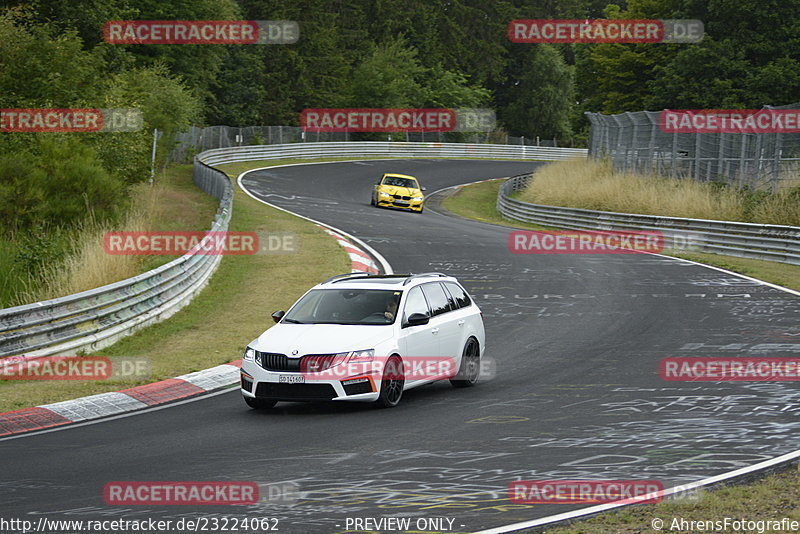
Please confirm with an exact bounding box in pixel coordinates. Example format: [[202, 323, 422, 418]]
[[321, 272, 450, 286], [402, 272, 448, 285], [322, 272, 375, 284]]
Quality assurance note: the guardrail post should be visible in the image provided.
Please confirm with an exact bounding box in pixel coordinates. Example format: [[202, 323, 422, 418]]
[[670, 129, 678, 179], [753, 133, 763, 189], [612, 115, 624, 172], [772, 132, 783, 192], [717, 132, 726, 184], [693, 130, 702, 180], [646, 112, 657, 175]]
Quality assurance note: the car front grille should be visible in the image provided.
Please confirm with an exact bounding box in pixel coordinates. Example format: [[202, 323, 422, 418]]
[[255, 382, 337, 400], [392, 194, 411, 200], [300, 354, 337, 373], [255, 352, 298, 371], [255, 352, 338, 373]]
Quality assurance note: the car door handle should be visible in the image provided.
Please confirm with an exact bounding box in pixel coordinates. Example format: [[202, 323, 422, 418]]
[[431, 328, 439, 334], [457, 320, 465, 326]]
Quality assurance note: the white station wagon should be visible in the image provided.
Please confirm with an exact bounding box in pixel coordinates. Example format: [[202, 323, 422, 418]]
[[240, 273, 485, 408]]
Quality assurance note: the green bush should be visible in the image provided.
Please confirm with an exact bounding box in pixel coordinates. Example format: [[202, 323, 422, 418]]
[[0, 139, 127, 234], [0, 152, 47, 232], [35, 138, 128, 228], [14, 228, 70, 277]]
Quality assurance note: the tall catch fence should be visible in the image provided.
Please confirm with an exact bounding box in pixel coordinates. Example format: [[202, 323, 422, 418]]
[[586, 103, 800, 191]]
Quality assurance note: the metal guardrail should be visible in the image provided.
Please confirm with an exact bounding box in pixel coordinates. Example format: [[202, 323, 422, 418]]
[[497, 173, 800, 265], [168, 125, 566, 163], [199, 141, 587, 166], [0, 160, 233, 359], [0, 143, 584, 360]]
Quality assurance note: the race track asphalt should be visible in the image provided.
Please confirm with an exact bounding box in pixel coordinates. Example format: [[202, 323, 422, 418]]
[[3, 159, 800, 533]]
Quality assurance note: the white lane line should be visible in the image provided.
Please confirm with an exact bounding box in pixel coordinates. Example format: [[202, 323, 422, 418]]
[[0, 387, 237, 442], [439, 177, 800, 533], [236, 161, 394, 274]]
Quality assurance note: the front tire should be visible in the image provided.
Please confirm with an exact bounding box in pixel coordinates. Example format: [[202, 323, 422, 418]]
[[450, 338, 480, 388], [244, 396, 277, 410], [375, 356, 404, 408]]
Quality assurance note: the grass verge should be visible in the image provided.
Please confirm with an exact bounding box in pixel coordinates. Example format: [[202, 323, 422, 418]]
[[0, 165, 218, 307], [521, 159, 800, 226], [441, 179, 546, 230], [547, 465, 800, 533], [444, 179, 800, 292], [0, 163, 350, 412]]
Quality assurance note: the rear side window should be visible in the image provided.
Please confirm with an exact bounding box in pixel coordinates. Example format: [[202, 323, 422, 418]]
[[444, 282, 471, 309], [420, 283, 452, 316]]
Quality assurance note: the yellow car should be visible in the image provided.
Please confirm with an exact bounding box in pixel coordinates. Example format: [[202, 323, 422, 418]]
[[370, 173, 426, 213]]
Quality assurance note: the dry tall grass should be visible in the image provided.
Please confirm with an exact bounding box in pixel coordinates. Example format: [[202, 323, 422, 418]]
[[749, 190, 800, 226], [19, 183, 159, 303], [520, 159, 746, 221]]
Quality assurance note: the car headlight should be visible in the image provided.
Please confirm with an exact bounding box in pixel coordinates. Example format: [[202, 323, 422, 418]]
[[331, 349, 375, 366], [348, 349, 375, 362], [379, 191, 391, 197], [331, 352, 350, 366], [244, 347, 256, 362], [412, 196, 423, 201]]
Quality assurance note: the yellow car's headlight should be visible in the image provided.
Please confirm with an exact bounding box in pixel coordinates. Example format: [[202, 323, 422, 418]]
[[379, 191, 391, 197]]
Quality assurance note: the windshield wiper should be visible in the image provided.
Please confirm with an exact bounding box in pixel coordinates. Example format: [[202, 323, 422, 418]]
[[282, 318, 305, 324]]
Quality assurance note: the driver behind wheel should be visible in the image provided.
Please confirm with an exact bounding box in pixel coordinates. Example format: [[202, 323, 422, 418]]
[[384, 295, 399, 320]]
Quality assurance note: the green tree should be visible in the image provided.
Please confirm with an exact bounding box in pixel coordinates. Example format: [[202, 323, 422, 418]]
[[236, 0, 358, 124], [98, 64, 202, 182], [206, 47, 268, 126], [499, 44, 575, 140], [0, 11, 102, 109], [419, 64, 491, 108], [349, 37, 425, 107], [575, 0, 800, 116]]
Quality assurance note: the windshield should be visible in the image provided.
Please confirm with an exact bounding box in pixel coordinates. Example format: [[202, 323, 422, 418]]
[[283, 289, 402, 325], [383, 176, 418, 189]]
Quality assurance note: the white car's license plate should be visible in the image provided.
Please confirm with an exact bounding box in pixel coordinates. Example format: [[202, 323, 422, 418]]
[[278, 375, 305, 384]]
